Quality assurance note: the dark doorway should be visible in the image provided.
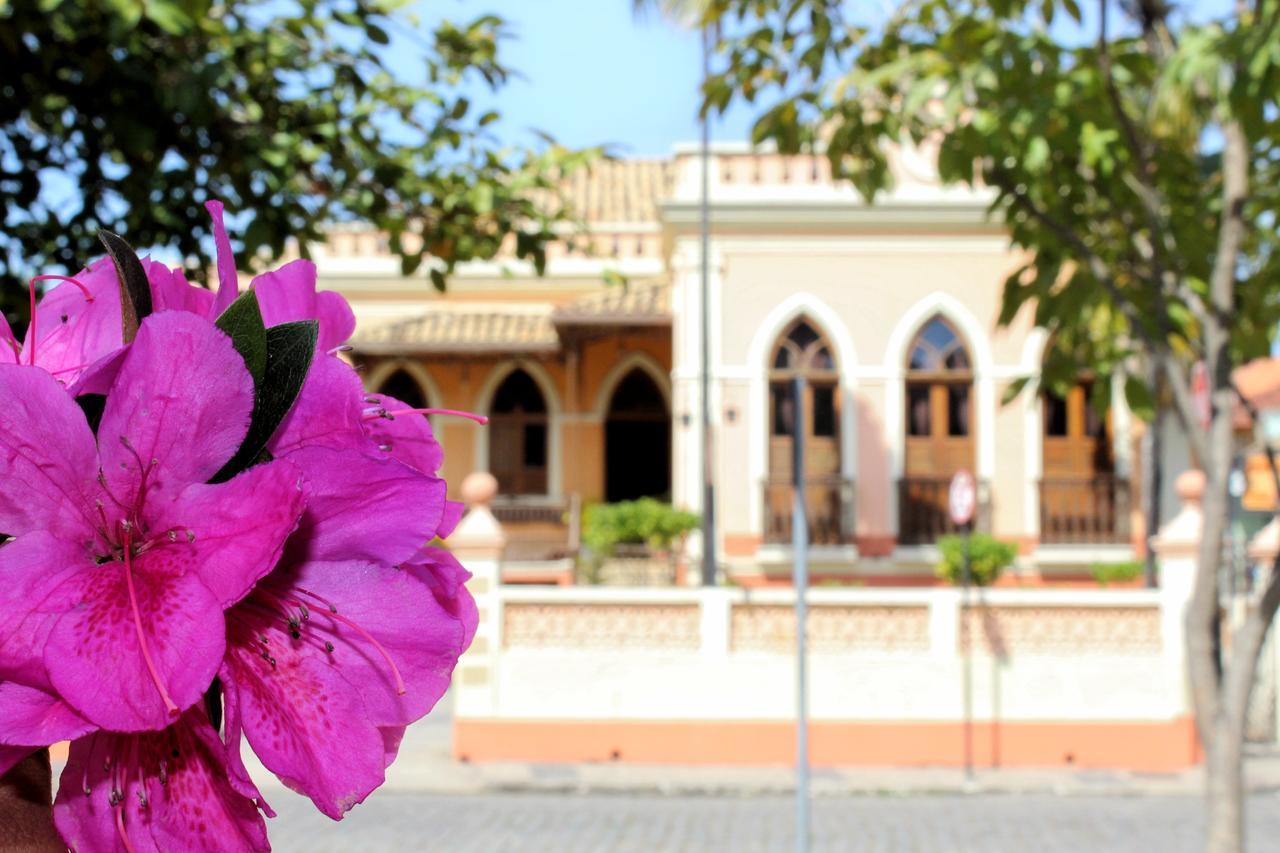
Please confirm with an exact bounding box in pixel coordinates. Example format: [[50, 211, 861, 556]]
[[605, 369, 670, 502], [489, 368, 549, 495], [377, 368, 428, 410]]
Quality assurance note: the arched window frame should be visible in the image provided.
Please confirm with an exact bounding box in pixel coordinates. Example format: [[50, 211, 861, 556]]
[[486, 367, 551, 497], [768, 318, 840, 440], [764, 317, 847, 546], [904, 316, 974, 444]]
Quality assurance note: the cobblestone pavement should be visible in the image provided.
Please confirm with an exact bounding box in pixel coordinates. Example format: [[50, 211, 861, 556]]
[[266, 791, 1280, 853]]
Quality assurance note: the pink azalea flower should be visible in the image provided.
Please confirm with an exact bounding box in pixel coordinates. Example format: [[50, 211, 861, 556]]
[[201, 352, 478, 818], [53, 705, 270, 853], [0, 311, 305, 733]]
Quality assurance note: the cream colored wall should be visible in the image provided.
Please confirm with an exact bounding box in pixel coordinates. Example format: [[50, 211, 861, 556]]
[[697, 232, 1041, 549]]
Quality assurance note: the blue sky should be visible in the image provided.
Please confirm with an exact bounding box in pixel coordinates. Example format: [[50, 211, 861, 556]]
[[407, 0, 1236, 158], [412, 0, 760, 156]]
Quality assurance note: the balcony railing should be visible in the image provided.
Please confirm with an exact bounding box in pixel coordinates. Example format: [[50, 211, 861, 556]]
[[762, 476, 855, 546], [492, 495, 581, 562], [897, 476, 992, 545], [1039, 476, 1130, 545]]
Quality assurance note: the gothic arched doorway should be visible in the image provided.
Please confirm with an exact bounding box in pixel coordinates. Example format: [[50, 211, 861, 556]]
[[604, 369, 670, 502]]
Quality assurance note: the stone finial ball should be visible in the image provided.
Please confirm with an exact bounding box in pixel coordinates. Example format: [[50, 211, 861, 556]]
[[1175, 469, 1206, 501], [460, 472, 499, 507]]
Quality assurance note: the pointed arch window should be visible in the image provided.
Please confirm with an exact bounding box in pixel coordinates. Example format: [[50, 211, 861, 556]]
[[900, 316, 976, 543], [905, 317, 973, 449], [765, 317, 847, 545], [376, 368, 429, 412], [488, 368, 548, 495]]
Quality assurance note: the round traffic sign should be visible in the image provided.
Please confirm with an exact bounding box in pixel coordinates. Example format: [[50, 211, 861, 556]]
[[948, 470, 977, 526]]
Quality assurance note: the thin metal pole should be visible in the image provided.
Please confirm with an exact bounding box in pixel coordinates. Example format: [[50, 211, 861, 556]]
[[792, 376, 810, 853], [962, 523, 974, 783], [699, 23, 717, 587]]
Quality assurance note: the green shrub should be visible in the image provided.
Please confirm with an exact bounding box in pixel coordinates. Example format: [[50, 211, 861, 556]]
[[580, 498, 700, 558], [935, 533, 1018, 586], [1090, 560, 1144, 587]]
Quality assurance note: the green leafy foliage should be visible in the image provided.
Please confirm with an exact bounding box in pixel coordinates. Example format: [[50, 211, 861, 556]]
[[581, 498, 701, 557], [935, 533, 1018, 587], [0, 0, 600, 324], [1090, 560, 1145, 587]]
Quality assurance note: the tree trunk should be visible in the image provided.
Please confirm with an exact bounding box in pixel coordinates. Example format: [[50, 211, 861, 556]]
[[1145, 362, 1164, 588], [1205, 717, 1245, 853]]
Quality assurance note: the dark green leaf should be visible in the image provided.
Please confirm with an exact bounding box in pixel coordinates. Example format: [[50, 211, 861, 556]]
[[215, 290, 268, 384], [97, 230, 153, 344], [212, 320, 318, 482]]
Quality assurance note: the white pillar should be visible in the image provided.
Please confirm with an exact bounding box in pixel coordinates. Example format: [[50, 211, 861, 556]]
[[1150, 469, 1204, 711], [450, 472, 506, 720]]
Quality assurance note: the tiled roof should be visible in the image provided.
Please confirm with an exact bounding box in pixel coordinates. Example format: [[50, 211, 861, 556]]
[[553, 281, 671, 326], [353, 308, 559, 354], [352, 282, 671, 354], [558, 159, 673, 225]]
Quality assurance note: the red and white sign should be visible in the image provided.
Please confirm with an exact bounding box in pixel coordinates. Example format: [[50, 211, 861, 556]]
[[948, 470, 977, 527], [1192, 361, 1211, 428]]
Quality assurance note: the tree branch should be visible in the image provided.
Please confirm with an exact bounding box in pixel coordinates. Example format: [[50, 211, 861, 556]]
[[988, 166, 1212, 463], [1097, 0, 1212, 324]]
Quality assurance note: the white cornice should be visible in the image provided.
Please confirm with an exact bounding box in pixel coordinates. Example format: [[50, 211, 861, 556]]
[[660, 198, 1001, 232]]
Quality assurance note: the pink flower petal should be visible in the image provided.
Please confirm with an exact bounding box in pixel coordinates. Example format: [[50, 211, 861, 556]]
[[0, 365, 99, 541], [253, 259, 355, 351], [0, 682, 94, 747], [206, 200, 241, 316], [437, 500, 465, 540], [146, 259, 215, 316], [285, 447, 446, 568], [152, 460, 305, 607], [268, 355, 366, 457], [405, 547, 479, 649], [222, 606, 387, 819], [0, 313, 19, 364], [274, 557, 473, 730], [55, 708, 269, 853], [0, 744, 31, 777], [217, 663, 276, 818], [44, 550, 226, 732], [25, 256, 124, 385], [0, 533, 92, 691], [97, 312, 254, 509]]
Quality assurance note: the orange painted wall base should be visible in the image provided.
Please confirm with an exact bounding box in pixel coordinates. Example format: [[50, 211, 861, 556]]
[[455, 718, 1199, 772]]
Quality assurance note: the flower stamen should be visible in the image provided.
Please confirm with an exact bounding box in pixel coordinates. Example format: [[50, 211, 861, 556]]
[[26, 274, 94, 367], [363, 406, 488, 425], [121, 523, 179, 717], [293, 587, 405, 695]]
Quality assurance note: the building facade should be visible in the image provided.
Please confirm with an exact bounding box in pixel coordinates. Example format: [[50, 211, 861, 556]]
[[317, 143, 1142, 584]]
